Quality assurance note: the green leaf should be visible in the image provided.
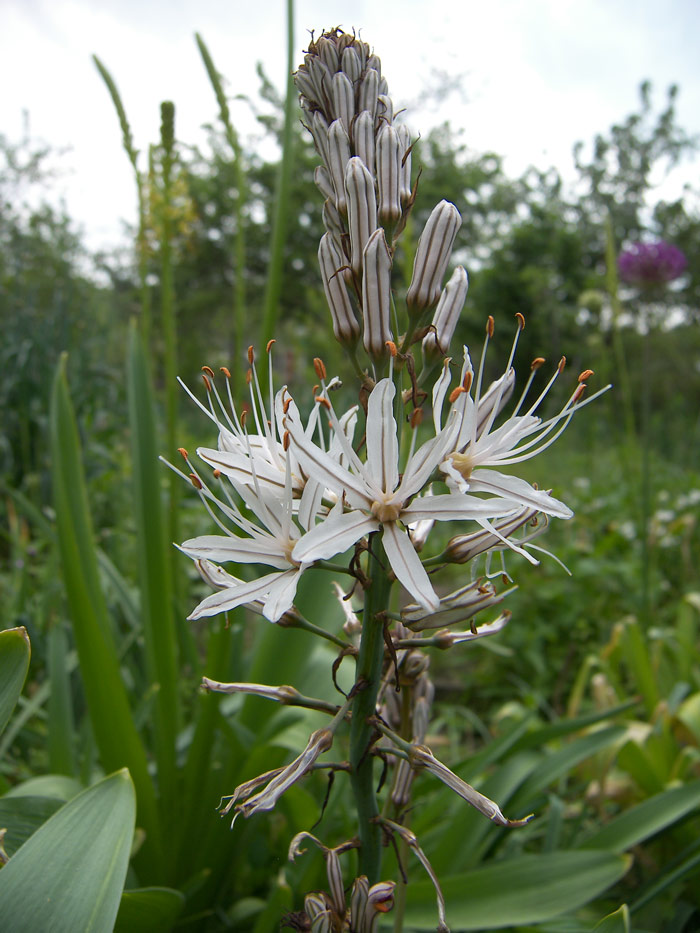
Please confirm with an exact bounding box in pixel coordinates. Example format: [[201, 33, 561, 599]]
[[0, 770, 136, 933], [594, 904, 630, 932], [0, 796, 63, 857], [4, 774, 83, 801], [50, 355, 162, 875], [580, 780, 700, 852], [127, 323, 180, 820], [402, 851, 631, 930], [114, 887, 185, 933], [0, 627, 30, 736]]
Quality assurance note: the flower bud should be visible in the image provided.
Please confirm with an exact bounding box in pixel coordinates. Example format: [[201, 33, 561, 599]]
[[423, 265, 468, 358], [316, 35, 339, 73], [314, 165, 335, 203], [376, 124, 402, 225], [331, 71, 354, 134], [309, 111, 330, 163], [319, 233, 360, 345], [358, 68, 380, 119], [340, 44, 362, 82], [406, 200, 462, 313], [376, 94, 394, 126], [401, 580, 504, 631], [326, 119, 351, 214], [294, 65, 317, 105], [365, 882, 396, 932], [362, 228, 393, 358], [350, 876, 369, 927], [445, 507, 540, 563], [397, 124, 412, 205], [345, 156, 377, 276], [353, 110, 376, 173]]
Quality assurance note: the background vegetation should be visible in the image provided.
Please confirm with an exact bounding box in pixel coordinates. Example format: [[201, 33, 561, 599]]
[[0, 35, 699, 933]]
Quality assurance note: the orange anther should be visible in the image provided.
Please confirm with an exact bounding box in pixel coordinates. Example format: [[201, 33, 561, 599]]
[[201, 365, 215, 378], [247, 346, 255, 364], [220, 366, 231, 378], [283, 397, 292, 414], [245, 369, 252, 385], [531, 357, 546, 371], [283, 430, 291, 451], [313, 357, 327, 380], [189, 473, 203, 489], [572, 383, 585, 402], [315, 396, 332, 410], [266, 339, 276, 353], [385, 340, 397, 357], [177, 447, 188, 459], [486, 316, 495, 338], [462, 371, 473, 393], [410, 408, 423, 428], [558, 356, 567, 373], [515, 312, 525, 330], [578, 369, 594, 383], [201, 374, 212, 391], [449, 386, 466, 404], [212, 469, 221, 479]]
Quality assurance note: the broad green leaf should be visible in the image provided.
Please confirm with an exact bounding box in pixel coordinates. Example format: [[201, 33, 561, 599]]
[[4, 774, 83, 801], [594, 904, 630, 932], [47, 623, 76, 776], [50, 356, 161, 875], [251, 876, 293, 933], [114, 887, 185, 933], [676, 692, 700, 746], [508, 726, 625, 810], [0, 627, 30, 736], [402, 851, 631, 930], [580, 780, 700, 852], [0, 770, 136, 933], [0, 796, 63, 857]]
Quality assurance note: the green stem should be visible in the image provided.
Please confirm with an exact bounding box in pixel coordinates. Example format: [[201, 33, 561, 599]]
[[349, 532, 392, 883]]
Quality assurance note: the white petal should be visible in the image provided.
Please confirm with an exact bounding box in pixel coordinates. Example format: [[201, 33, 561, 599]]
[[188, 570, 289, 619], [262, 568, 304, 621], [468, 469, 573, 518], [382, 522, 439, 611], [397, 411, 461, 500], [366, 378, 398, 492], [292, 510, 378, 563], [179, 534, 290, 570], [402, 494, 519, 523]]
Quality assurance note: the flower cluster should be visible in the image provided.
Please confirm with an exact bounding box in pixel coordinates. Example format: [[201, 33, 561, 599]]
[[618, 240, 687, 287]]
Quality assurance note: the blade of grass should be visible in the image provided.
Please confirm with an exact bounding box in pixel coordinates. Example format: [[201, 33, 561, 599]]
[[47, 622, 76, 776], [127, 322, 181, 830], [196, 32, 247, 395], [260, 0, 296, 346], [50, 354, 163, 878]]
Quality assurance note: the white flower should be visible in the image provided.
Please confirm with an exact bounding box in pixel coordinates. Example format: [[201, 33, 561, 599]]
[[285, 377, 522, 611]]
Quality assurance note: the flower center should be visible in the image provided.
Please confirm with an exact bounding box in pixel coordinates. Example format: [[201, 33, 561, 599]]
[[371, 499, 403, 523], [450, 452, 474, 480]]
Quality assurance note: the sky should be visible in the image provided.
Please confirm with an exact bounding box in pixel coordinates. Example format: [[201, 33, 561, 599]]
[[2, 0, 699, 256]]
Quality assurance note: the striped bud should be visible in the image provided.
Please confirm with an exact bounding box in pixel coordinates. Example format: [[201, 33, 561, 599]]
[[353, 110, 376, 173], [314, 165, 335, 203], [340, 44, 362, 82], [364, 882, 396, 932], [376, 124, 402, 225], [406, 200, 462, 313], [423, 265, 468, 358], [294, 65, 317, 106], [350, 876, 369, 929], [319, 233, 360, 345], [309, 111, 330, 163], [316, 35, 339, 73], [362, 228, 393, 358], [358, 68, 380, 119], [305, 54, 330, 107], [326, 119, 351, 214], [397, 124, 412, 205], [345, 156, 377, 276], [331, 71, 354, 134]]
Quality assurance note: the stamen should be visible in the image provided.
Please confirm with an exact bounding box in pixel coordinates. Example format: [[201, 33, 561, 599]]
[[410, 408, 423, 428], [220, 366, 231, 378], [486, 315, 494, 338], [201, 365, 215, 379], [558, 356, 566, 373], [462, 371, 472, 393], [315, 396, 332, 410], [448, 386, 465, 403], [515, 312, 525, 330], [578, 369, 594, 383], [177, 447, 188, 460], [385, 340, 397, 356], [202, 374, 212, 392], [531, 357, 545, 371], [266, 339, 276, 353], [313, 357, 327, 380], [247, 346, 255, 364], [212, 469, 221, 478], [189, 473, 203, 489]]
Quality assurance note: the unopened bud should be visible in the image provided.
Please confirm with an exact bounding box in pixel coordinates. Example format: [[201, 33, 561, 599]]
[[319, 234, 360, 345], [345, 156, 378, 276], [331, 71, 354, 135], [362, 228, 393, 358], [423, 265, 468, 357], [340, 44, 362, 82], [358, 68, 380, 119], [397, 124, 413, 205], [316, 35, 339, 73], [376, 94, 394, 126], [309, 111, 330, 163], [406, 200, 462, 313], [353, 110, 376, 173], [327, 120, 351, 214], [314, 165, 335, 203], [376, 124, 403, 225]]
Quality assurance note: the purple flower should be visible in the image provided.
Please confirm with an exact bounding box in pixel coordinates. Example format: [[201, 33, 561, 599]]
[[618, 241, 687, 287]]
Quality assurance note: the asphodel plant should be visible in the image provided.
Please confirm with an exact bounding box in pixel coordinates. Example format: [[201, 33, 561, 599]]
[[167, 28, 607, 931]]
